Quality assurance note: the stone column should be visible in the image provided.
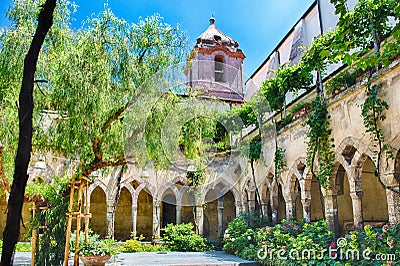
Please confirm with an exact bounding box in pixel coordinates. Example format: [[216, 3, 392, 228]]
[[301, 198, 311, 223], [152, 200, 161, 241], [176, 205, 182, 224], [242, 200, 249, 213], [195, 205, 204, 236], [218, 197, 224, 238], [324, 191, 339, 238], [384, 175, 400, 224], [261, 200, 270, 219], [285, 199, 296, 220], [235, 201, 242, 217], [248, 191, 256, 212], [270, 194, 279, 225], [106, 200, 115, 239], [350, 191, 363, 231], [132, 205, 137, 234]]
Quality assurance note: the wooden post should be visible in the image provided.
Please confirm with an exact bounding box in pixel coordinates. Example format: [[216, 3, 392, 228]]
[[74, 181, 85, 266], [84, 179, 89, 244], [63, 175, 76, 266], [30, 207, 37, 266], [63, 176, 92, 266]]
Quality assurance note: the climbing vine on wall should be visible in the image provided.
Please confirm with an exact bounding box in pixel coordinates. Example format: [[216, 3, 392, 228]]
[[304, 95, 335, 188], [274, 146, 286, 181]]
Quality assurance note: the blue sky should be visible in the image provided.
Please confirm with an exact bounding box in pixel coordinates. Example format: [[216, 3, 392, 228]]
[[0, 0, 315, 77]]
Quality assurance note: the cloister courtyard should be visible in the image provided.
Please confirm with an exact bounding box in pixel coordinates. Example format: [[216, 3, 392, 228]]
[[1, 0, 400, 265]]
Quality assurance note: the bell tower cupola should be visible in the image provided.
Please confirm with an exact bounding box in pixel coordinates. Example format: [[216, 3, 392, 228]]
[[186, 17, 246, 104]]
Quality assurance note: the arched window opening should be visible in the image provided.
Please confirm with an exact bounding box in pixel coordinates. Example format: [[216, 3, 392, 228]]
[[215, 55, 224, 82]]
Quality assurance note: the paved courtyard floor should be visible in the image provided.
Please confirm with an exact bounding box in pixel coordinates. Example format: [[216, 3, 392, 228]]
[[11, 251, 259, 266]]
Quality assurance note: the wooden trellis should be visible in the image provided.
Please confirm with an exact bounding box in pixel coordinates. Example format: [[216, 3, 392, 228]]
[[63, 176, 92, 266], [30, 206, 49, 266]]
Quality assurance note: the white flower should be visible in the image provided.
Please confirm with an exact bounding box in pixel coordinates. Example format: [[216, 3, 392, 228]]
[[231, 237, 236, 242], [247, 236, 252, 240], [225, 229, 229, 233]]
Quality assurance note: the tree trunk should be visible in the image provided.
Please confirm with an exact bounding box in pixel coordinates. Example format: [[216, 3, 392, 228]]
[[1, 1, 56, 265]]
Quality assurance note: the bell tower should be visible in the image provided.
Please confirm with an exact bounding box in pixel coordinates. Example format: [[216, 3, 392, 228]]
[[186, 17, 246, 104]]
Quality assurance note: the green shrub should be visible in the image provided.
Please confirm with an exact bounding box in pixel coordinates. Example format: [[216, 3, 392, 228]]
[[123, 239, 143, 252], [161, 223, 208, 251], [15, 242, 32, 252], [0, 239, 3, 251], [142, 243, 169, 252], [223, 211, 268, 258], [224, 218, 335, 264], [343, 224, 400, 265]]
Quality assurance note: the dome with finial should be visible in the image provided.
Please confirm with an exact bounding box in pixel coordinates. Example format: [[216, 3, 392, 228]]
[[196, 17, 239, 51]]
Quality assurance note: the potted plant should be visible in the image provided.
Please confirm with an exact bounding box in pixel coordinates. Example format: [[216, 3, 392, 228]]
[[76, 233, 121, 266]]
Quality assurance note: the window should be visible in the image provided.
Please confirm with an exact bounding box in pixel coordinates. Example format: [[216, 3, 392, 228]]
[[214, 55, 224, 82]]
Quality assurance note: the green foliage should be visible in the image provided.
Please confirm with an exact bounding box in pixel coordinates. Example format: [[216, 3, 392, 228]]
[[331, 0, 398, 70], [274, 147, 286, 180], [224, 218, 334, 265], [290, 101, 311, 115], [71, 231, 122, 256], [122, 239, 169, 253], [304, 95, 335, 188], [160, 223, 208, 252], [301, 30, 337, 73], [26, 177, 69, 266], [186, 169, 206, 187], [234, 102, 257, 127], [15, 242, 32, 252], [222, 215, 257, 258], [343, 224, 400, 265], [256, 220, 334, 265], [325, 68, 364, 96], [179, 114, 217, 162], [276, 114, 294, 131], [122, 239, 142, 252], [238, 210, 270, 230], [361, 82, 389, 162], [244, 136, 262, 163], [261, 63, 312, 115], [38, 10, 187, 176]]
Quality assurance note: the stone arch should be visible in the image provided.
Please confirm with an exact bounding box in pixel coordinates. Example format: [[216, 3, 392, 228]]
[[161, 188, 177, 229], [114, 187, 133, 240], [109, 182, 136, 207], [180, 188, 195, 225], [89, 186, 107, 237], [285, 159, 307, 220], [136, 186, 153, 240], [204, 189, 219, 240], [88, 180, 108, 202], [203, 180, 240, 203], [336, 137, 374, 192], [135, 182, 156, 202], [332, 161, 353, 236], [259, 176, 273, 221], [360, 156, 389, 223], [158, 183, 179, 203]]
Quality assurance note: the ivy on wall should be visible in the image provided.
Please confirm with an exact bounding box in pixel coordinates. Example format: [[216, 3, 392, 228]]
[[304, 95, 335, 188]]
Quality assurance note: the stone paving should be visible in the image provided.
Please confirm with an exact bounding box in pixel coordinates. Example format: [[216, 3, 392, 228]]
[[10, 251, 259, 266]]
